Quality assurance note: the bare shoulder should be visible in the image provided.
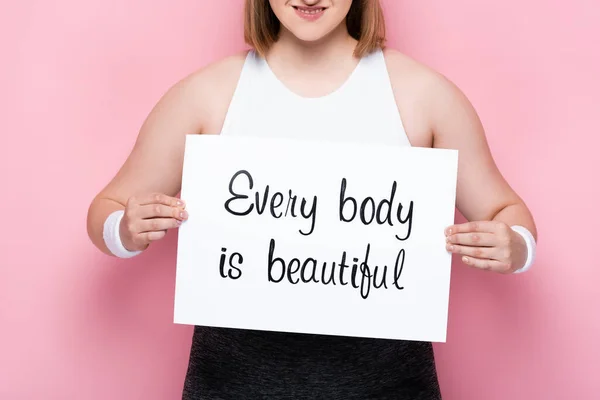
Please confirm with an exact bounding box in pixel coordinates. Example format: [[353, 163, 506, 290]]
[[154, 51, 249, 134], [382, 48, 440, 86], [382, 48, 482, 142], [387, 48, 467, 93], [188, 51, 248, 91], [383, 48, 471, 106]]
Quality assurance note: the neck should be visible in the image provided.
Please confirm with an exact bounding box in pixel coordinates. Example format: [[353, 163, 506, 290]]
[[267, 23, 358, 72]]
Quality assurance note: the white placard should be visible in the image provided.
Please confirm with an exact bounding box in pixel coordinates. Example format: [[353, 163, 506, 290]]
[[174, 134, 458, 343]]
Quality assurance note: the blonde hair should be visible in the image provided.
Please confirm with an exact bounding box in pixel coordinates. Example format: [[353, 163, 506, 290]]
[[244, 0, 386, 58]]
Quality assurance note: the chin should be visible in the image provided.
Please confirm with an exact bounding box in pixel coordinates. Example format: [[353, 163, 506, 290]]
[[269, 1, 351, 45], [287, 26, 333, 43]]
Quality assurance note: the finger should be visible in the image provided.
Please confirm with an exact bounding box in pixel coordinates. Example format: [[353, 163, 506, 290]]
[[446, 232, 496, 247], [136, 204, 188, 220], [138, 218, 182, 233], [446, 243, 494, 260], [132, 193, 185, 208], [138, 230, 168, 244], [445, 221, 498, 235], [461, 256, 511, 273]]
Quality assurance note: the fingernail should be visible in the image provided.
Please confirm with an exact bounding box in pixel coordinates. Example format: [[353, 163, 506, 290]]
[[446, 228, 452, 235], [177, 200, 186, 207], [176, 219, 182, 225], [462, 256, 469, 264], [447, 244, 454, 251], [180, 211, 188, 219]]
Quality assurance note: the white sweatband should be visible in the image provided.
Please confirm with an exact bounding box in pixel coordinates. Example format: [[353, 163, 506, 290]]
[[103, 210, 143, 258], [510, 225, 536, 274]]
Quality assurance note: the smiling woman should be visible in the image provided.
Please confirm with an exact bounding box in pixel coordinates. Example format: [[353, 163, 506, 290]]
[[86, 0, 538, 398]]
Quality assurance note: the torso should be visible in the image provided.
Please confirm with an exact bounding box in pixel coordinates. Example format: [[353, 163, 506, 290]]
[[180, 47, 443, 400], [198, 49, 435, 149]]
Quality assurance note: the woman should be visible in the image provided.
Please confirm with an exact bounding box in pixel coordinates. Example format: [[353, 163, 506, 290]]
[[87, 0, 537, 398]]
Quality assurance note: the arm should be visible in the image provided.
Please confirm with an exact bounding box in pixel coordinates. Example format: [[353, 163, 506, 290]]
[[427, 75, 537, 273], [86, 73, 208, 255], [87, 53, 247, 256]]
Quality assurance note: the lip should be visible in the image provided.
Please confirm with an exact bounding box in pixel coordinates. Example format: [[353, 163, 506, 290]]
[[293, 5, 326, 22]]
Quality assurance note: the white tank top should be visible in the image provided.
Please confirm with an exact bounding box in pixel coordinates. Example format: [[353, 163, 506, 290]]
[[220, 49, 412, 147]]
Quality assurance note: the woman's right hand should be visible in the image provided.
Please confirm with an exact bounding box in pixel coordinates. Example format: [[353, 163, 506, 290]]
[[120, 193, 188, 251]]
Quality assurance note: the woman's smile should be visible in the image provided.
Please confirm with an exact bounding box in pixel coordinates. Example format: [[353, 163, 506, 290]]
[[293, 5, 327, 21]]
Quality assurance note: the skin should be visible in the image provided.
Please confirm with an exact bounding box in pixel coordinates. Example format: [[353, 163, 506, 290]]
[[87, 0, 537, 274]]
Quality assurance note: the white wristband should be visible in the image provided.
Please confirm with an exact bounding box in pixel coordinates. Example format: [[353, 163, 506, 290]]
[[103, 210, 143, 258], [510, 225, 536, 274]]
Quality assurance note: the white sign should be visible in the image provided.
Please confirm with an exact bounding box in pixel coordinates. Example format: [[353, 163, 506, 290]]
[[174, 134, 458, 343]]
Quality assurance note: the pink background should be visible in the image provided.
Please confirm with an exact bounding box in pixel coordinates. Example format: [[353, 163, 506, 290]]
[[1, 0, 599, 399]]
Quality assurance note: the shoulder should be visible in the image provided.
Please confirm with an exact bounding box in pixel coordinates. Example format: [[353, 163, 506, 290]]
[[189, 51, 249, 90], [170, 50, 249, 105], [382, 48, 478, 132], [150, 51, 249, 133], [382, 48, 466, 102]]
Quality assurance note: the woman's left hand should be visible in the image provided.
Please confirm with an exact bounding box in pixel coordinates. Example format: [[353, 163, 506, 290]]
[[445, 221, 527, 274]]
